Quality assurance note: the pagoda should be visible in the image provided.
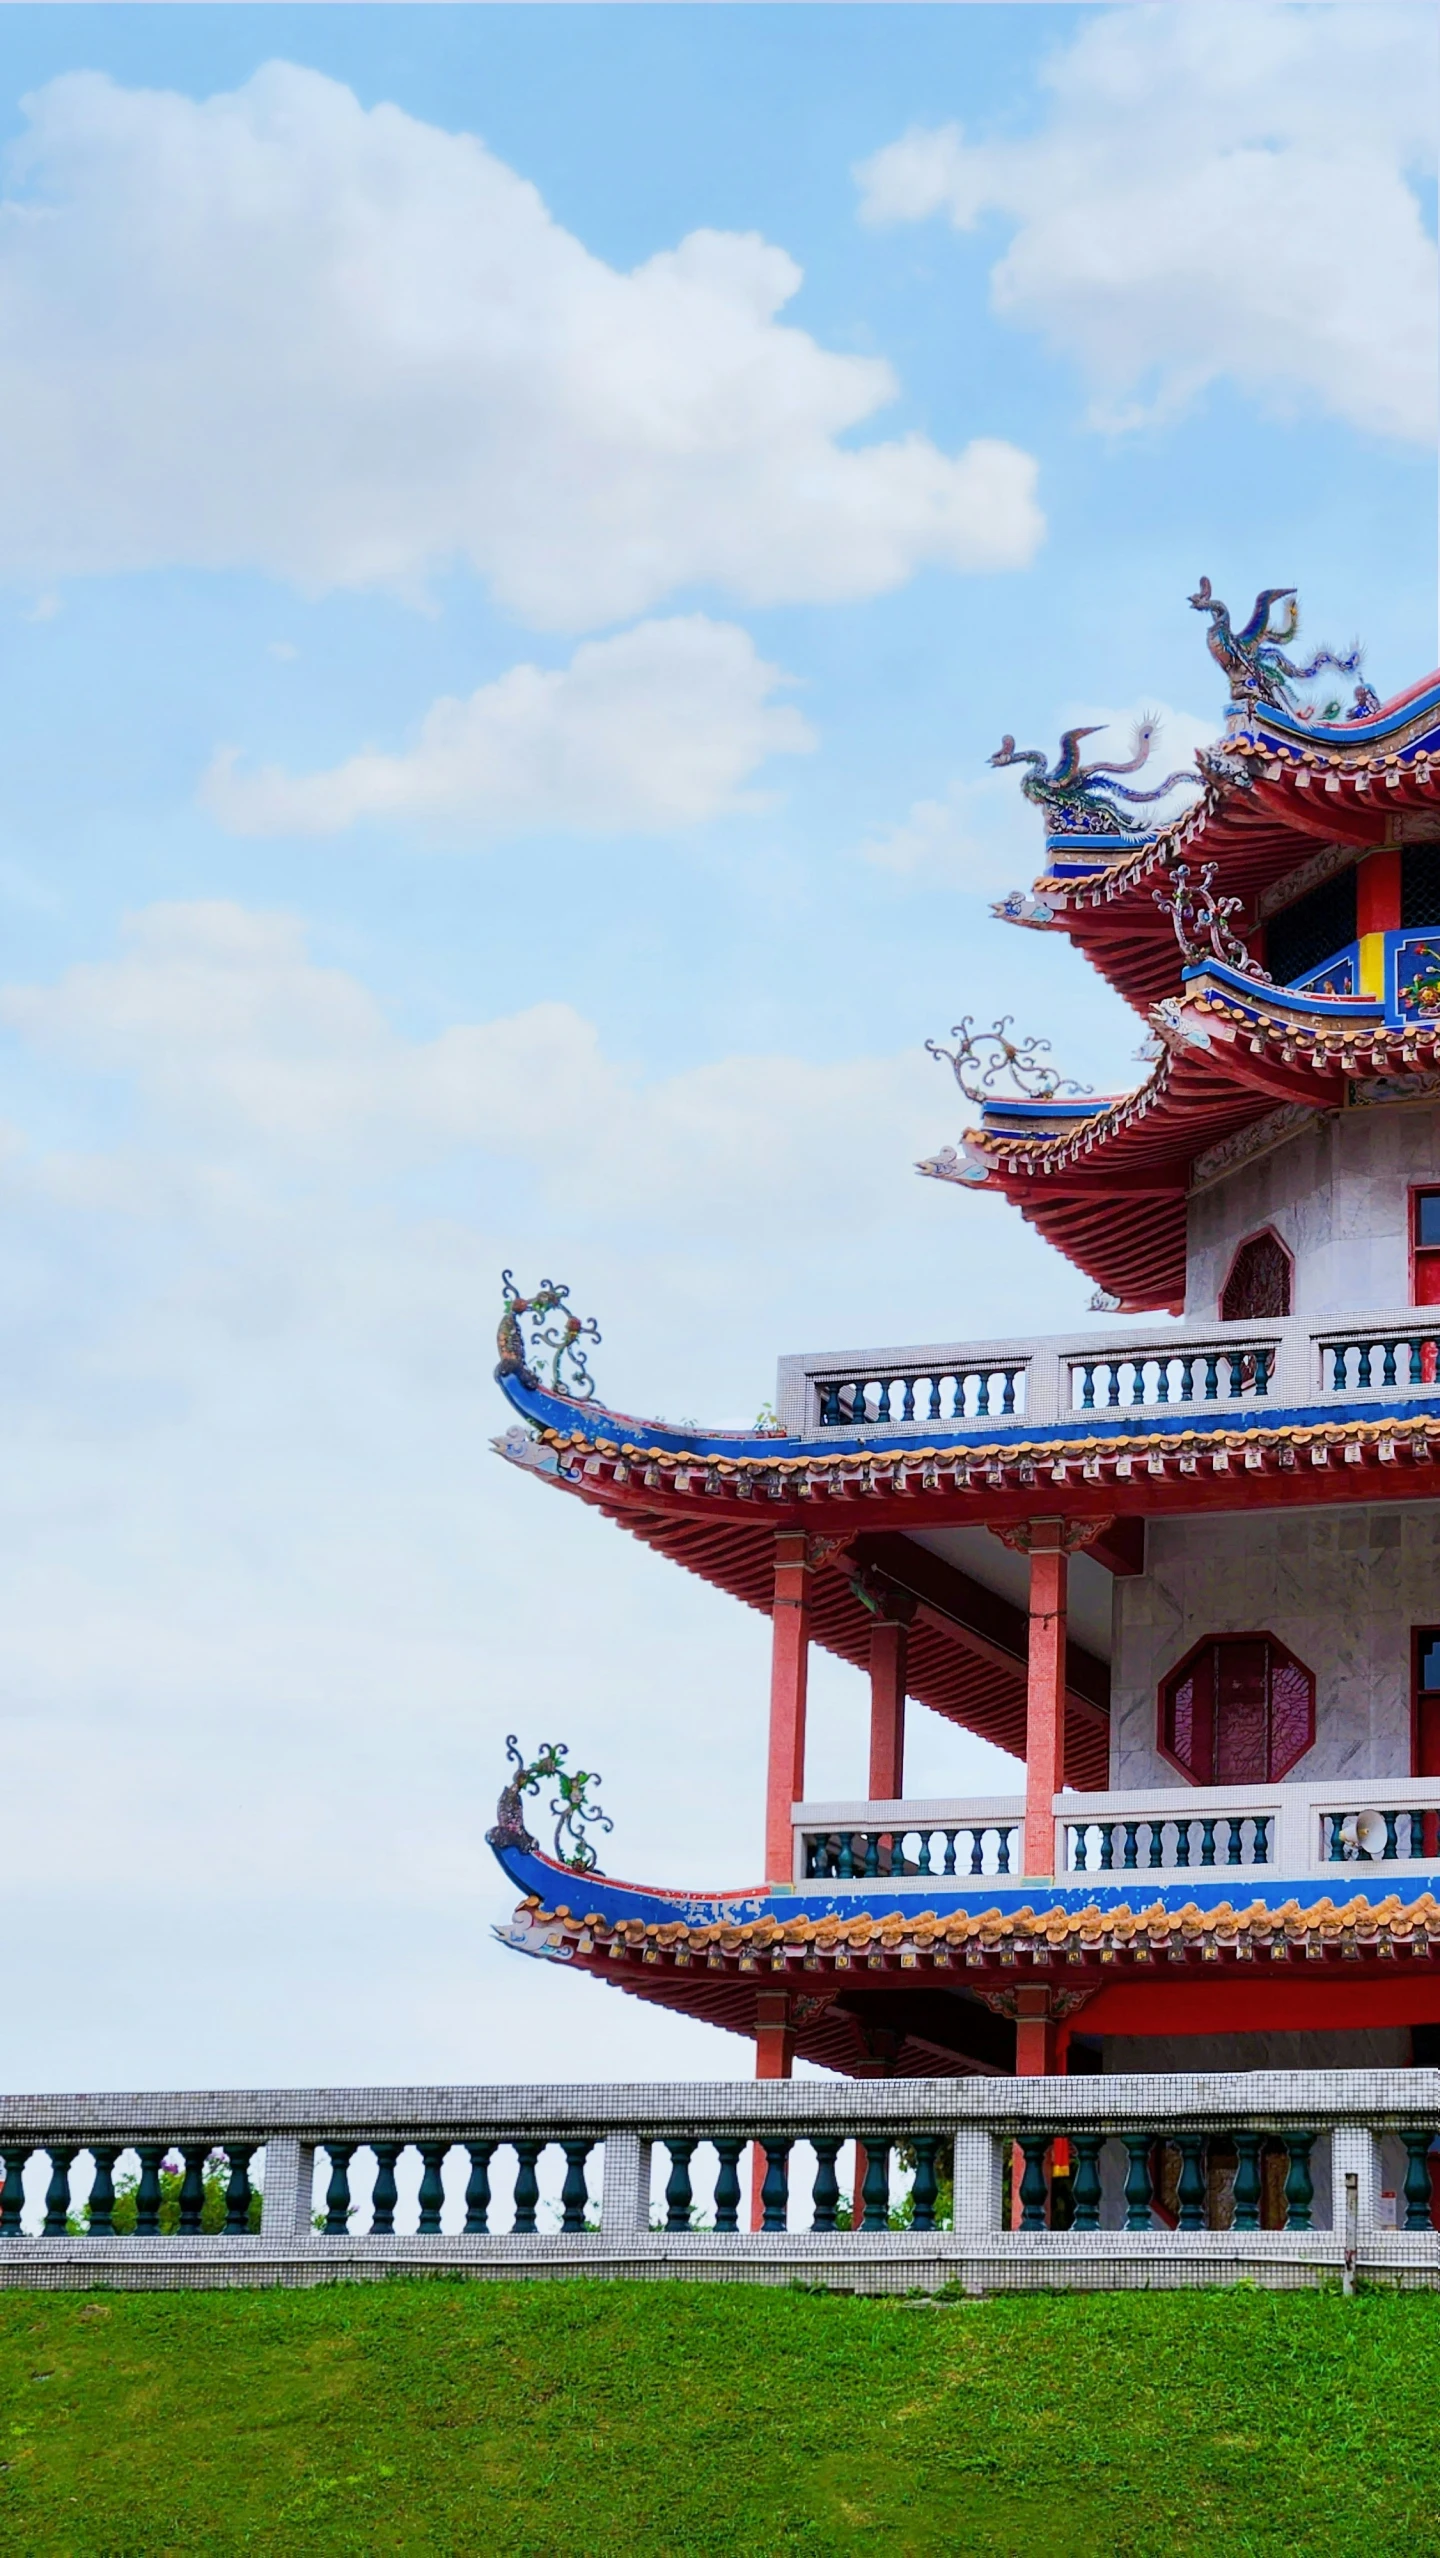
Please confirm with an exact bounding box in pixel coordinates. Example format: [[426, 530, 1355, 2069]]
[[489, 582, 1440, 2088]]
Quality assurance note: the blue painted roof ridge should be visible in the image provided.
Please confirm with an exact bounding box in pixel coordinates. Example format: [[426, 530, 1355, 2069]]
[[496, 1365, 1440, 1467], [490, 1835, 1440, 1932]]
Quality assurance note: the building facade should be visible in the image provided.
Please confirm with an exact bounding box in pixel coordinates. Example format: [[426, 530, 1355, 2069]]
[[489, 585, 1440, 2091]]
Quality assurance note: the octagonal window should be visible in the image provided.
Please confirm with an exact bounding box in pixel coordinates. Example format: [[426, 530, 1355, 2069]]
[[1159, 1633, 1315, 1785]]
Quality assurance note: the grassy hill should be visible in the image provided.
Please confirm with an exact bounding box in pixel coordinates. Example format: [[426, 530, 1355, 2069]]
[[0, 2277, 1432, 2554]]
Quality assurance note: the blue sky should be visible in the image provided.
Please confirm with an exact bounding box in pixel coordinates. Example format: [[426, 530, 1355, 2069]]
[[0, 2, 1436, 2092]]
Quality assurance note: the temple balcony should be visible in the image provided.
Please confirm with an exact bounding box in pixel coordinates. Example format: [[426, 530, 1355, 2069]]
[[792, 1777, 1440, 1888], [775, 1304, 1440, 1440]]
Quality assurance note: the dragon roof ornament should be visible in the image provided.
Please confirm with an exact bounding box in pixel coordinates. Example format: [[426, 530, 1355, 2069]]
[[496, 1271, 601, 1402], [926, 1015, 1093, 1107], [1188, 578, 1377, 724], [1153, 860, 1271, 982], [988, 716, 1198, 838]]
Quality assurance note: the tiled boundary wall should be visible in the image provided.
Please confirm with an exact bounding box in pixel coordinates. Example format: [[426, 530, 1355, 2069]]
[[1, 2074, 1440, 2295]]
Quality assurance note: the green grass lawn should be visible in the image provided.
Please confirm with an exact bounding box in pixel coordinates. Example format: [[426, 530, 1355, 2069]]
[[0, 2277, 1434, 2555]]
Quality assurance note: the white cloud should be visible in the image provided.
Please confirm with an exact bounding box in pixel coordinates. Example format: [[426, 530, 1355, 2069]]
[[0, 62, 1043, 625], [856, 3, 1437, 442], [860, 702, 1213, 891], [203, 616, 814, 839], [0, 900, 1122, 2084]]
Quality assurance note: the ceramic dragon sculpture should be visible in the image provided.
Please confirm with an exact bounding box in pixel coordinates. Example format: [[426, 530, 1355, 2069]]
[[988, 718, 1198, 837], [1188, 579, 1374, 720]]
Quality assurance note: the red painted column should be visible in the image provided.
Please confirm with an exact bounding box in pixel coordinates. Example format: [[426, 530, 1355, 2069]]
[[867, 1617, 907, 1800], [764, 1531, 811, 1881], [750, 1990, 794, 2227], [1023, 1522, 1068, 1882], [1358, 844, 1401, 936]]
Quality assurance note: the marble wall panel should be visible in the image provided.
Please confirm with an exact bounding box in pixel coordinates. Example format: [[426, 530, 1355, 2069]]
[[1185, 1102, 1440, 1319], [1109, 1501, 1440, 1785]]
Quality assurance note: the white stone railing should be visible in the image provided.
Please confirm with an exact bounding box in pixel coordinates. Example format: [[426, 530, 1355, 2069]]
[[777, 1306, 1440, 1435], [0, 2078, 1438, 2292], [793, 1778, 1440, 1884]]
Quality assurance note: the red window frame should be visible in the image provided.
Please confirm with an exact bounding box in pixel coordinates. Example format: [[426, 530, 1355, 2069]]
[[1409, 1184, 1440, 1307], [1217, 1226, 1294, 1323], [1158, 1631, 1316, 1786]]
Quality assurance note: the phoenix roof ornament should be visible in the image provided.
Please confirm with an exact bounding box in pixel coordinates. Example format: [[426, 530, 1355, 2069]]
[[1188, 578, 1371, 721], [988, 717, 1198, 837], [926, 1016, 1094, 1107]]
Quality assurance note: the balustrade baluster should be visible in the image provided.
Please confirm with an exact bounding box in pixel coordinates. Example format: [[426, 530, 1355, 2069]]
[[323, 2145, 354, 2238], [1254, 1349, 1271, 1397], [861, 2141, 891, 2232], [1382, 1811, 1400, 1860], [1231, 2130, 1262, 2230], [1359, 1344, 1375, 1388], [560, 2140, 592, 2234], [900, 1378, 916, 1422], [222, 2145, 255, 2236], [1176, 2135, 1207, 2230], [1098, 1822, 1114, 1872], [42, 2148, 75, 2238], [179, 2146, 208, 2236], [1330, 1344, 1348, 1391], [1255, 1817, 1272, 1866], [1147, 1822, 1166, 1870], [664, 2138, 696, 2232], [998, 1826, 1013, 1876], [968, 1828, 984, 1877], [1382, 1341, 1398, 1387], [863, 1832, 880, 1879], [761, 2139, 791, 2232], [1328, 1814, 1347, 1861], [1204, 1354, 1220, 1401], [1224, 1818, 1243, 1868], [1071, 2134, 1103, 2231], [369, 2142, 401, 2235], [1070, 1824, 1088, 1874], [1401, 2128, 1436, 2230], [1228, 1352, 1245, 1397], [1179, 1356, 1196, 1402], [910, 2137, 942, 2233], [837, 1833, 855, 1880], [1017, 2134, 1050, 2232], [0, 2150, 25, 2239], [460, 2141, 492, 2235], [1001, 1369, 1017, 1416], [1106, 1363, 1122, 1409], [942, 1829, 958, 1877], [1122, 1822, 1139, 1871], [712, 2137, 745, 2233], [1156, 1359, 1171, 1407], [135, 2145, 164, 2237], [1079, 1364, 1096, 1412], [1412, 1339, 1426, 1385], [416, 2139, 449, 2235], [1121, 2135, 1153, 2230], [88, 2144, 119, 2237], [1174, 1819, 1191, 1868], [1285, 2131, 1317, 2230], [509, 2139, 540, 2237], [810, 2137, 841, 2233]]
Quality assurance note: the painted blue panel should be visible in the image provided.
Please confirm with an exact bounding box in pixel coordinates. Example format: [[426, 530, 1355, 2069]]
[[1388, 929, 1440, 1028], [1288, 943, 1358, 1000]]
